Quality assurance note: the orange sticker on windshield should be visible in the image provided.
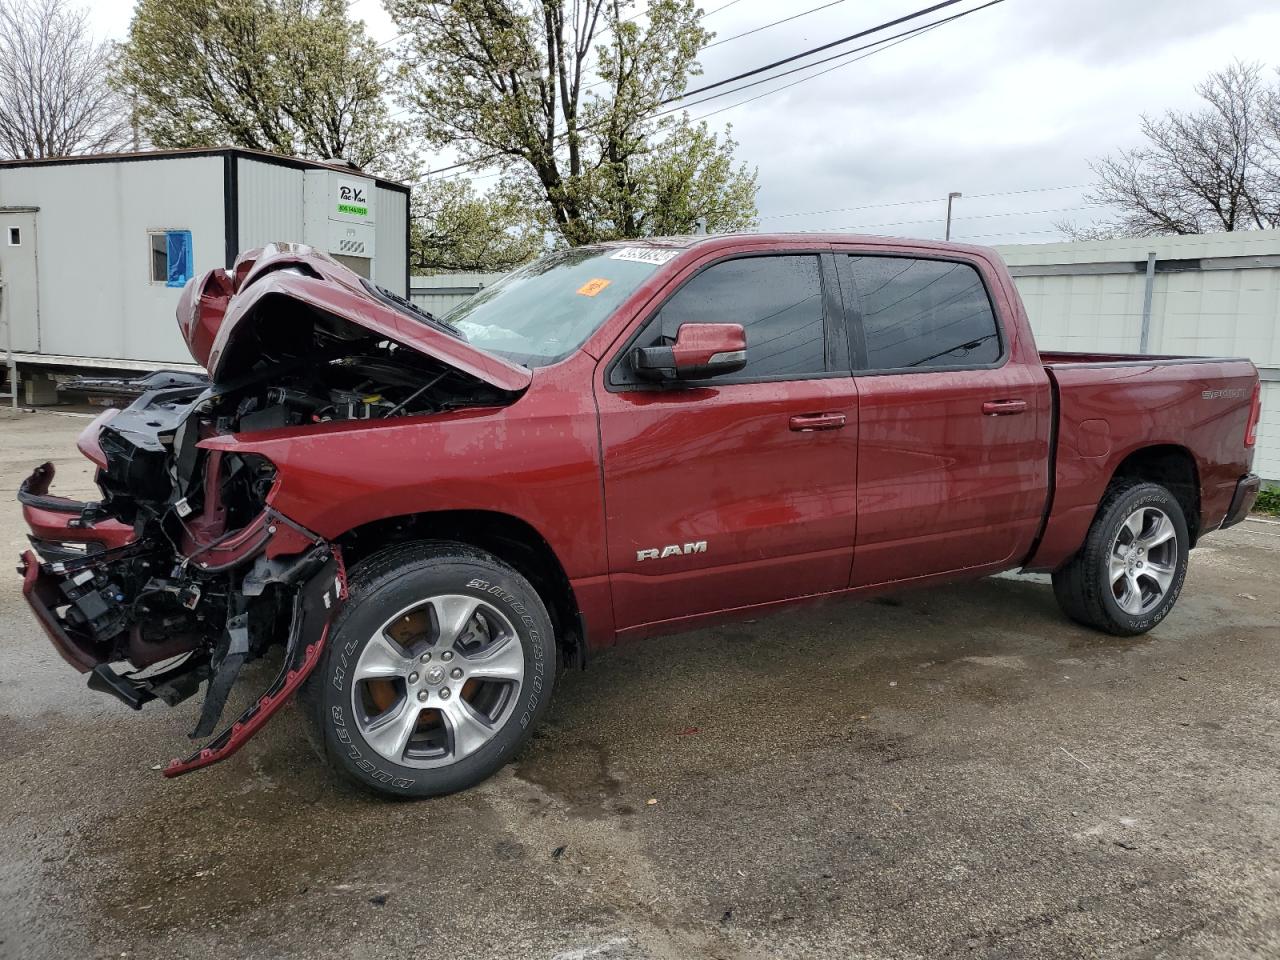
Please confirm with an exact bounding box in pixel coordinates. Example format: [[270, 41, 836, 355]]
[[577, 277, 611, 297]]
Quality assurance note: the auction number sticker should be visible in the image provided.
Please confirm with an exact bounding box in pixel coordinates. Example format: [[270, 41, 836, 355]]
[[609, 247, 679, 265]]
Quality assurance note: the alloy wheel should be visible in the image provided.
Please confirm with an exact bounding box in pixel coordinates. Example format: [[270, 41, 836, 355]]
[[351, 594, 525, 768], [1108, 506, 1178, 616]]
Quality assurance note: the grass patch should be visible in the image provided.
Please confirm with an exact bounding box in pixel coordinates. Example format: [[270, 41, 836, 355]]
[[1256, 486, 1280, 516]]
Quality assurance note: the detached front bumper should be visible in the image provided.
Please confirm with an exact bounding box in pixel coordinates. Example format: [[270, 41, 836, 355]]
[[1220, 473, 1261, 530]]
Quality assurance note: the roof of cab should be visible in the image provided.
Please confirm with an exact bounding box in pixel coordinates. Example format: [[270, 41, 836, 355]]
[[595, 233, 999, 259]]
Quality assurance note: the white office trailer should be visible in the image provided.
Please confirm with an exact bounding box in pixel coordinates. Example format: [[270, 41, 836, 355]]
[[0, 148, 410, 392], [997, 230, 1280, 483]]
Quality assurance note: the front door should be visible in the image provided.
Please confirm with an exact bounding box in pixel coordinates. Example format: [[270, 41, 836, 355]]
[[596, 250, 859, 633], [0, 211, 39, 352]]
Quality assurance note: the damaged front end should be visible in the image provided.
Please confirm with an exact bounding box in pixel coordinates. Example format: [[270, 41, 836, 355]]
[[17, 243, 528, 777], [18, 387, 347, 777]]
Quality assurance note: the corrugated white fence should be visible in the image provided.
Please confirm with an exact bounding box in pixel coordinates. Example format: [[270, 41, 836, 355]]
[[997, 230, 1280, 483]]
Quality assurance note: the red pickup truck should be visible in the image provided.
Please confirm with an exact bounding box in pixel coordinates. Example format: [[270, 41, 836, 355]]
[[18, 237, 1261, 797]]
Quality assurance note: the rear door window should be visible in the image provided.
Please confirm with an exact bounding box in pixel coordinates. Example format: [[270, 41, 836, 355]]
[[848, 256, 1000, 370]]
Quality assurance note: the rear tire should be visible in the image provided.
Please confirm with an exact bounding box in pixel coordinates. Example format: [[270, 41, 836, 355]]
[[300, 541, 557, 798], [1051, 481, 1189, 636]]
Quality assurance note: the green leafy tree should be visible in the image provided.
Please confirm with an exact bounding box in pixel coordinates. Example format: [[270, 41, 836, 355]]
[[113, 0, 405, 171], [412, 177, 546, 272], [389, 0, 759, 246]]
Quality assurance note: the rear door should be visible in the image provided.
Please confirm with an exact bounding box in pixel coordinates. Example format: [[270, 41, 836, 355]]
[[835, 249, 1050, 587], [595, 248, 859, 632]]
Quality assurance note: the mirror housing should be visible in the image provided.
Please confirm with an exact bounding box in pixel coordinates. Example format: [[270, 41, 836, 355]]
[[632, 323, 748, 382]]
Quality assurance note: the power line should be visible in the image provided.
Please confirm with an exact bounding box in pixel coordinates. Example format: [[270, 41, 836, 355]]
[[675, 0, 972, 103], [703, 0, 751, 17], [414, 19, 917, 182], [703, 0, 854, 50], [579, 0, 748, 94], [659, 2, 1003, 118], [790, 205, 1089, 234], [675, 16, 947, 123], [953, 227, 1062, 240], [413, 0, 1004, 182], [758, 184, 1090, 221]]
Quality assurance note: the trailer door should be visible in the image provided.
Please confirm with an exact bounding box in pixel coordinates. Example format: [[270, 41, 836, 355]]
[[0, 211, 39, 352]]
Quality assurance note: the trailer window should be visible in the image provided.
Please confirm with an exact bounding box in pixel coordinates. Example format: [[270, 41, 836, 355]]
[[149, 230, 193, 287], [7, 226, 19, 246]]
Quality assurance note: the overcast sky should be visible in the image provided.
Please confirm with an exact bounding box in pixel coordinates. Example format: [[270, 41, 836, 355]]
[[87, 0, 1280, 245]]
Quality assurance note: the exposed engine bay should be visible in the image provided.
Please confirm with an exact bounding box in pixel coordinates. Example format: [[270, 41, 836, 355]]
[[17, 244, 526, 776]]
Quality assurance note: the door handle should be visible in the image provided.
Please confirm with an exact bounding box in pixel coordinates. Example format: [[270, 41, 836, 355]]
[[982, 399, 1028, 416], [789, 412, 847, 432]]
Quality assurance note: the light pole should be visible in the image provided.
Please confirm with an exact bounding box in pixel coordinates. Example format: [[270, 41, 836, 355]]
[[945, 191, 962, 241]]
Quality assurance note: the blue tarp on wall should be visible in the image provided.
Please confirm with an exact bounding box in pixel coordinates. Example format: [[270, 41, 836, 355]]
[[165, 230, 193, 288]]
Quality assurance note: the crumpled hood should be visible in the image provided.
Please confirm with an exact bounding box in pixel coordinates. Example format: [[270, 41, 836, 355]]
[[177, 243, 531, 393]]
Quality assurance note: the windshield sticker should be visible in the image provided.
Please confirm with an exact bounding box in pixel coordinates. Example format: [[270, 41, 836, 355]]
[[609, 247, 679, 265], [576, 277, 612, 297]]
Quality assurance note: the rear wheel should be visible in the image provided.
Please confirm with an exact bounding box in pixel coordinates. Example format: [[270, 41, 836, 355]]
[[1051, 481, 1189, 636], [301, 541, 556, 797]]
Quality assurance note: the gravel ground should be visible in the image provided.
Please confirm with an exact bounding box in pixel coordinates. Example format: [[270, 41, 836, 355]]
[[1, 408, 1278, 960]]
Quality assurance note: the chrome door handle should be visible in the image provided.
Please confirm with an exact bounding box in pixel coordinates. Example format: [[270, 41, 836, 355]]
[[982, 399, 1028, 416], [789, 412, 847, 432]]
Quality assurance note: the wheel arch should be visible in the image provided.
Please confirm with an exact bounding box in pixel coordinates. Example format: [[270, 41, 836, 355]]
[[335, 510, 586, 668], [1108, 443, 1201, 545]]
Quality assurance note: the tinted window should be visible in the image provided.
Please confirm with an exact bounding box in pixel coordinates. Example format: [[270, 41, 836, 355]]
[[653, 255, 826, 378], [850, 256, 1000, 369]]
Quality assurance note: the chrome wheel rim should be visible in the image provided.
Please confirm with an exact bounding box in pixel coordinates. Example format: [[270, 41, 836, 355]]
[[351, 594, 525, 768], [1109, 506, 1178, 616]]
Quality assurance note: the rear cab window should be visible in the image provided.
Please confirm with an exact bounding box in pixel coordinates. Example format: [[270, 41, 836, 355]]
[[846, 255, 1002, 371]]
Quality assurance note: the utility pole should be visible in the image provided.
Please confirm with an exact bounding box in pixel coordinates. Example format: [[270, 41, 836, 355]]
[[944, 192, 962, 241]]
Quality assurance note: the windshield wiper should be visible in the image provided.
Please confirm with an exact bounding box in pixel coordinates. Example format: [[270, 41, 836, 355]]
[[361, 280, 467, 340]]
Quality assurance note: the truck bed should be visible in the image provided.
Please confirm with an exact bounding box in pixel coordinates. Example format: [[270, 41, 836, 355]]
[[1026, 352, 1259, 572]]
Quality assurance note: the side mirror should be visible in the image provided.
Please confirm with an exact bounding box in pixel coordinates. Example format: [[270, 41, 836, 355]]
[[632, 323, 747, 382]]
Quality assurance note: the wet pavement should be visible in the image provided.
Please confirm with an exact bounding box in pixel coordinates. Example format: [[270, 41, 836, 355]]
[[2, 408, 1278, 959]]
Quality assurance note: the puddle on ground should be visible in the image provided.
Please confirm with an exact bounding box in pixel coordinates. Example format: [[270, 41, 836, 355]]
[[514, 735, 629, 818]]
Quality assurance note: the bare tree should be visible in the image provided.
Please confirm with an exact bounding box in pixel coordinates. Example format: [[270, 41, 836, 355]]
[[0, 0, 131, 159], [1263, 67, 1280, 180], [1064, 61, 1280, 239]]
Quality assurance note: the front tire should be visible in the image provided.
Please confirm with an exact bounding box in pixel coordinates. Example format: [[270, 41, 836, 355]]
[[301, 541, 557, 798], [1051, 481, 1190, 636]]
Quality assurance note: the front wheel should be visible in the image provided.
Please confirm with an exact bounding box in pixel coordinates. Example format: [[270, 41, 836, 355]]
[[301, 541, 557, 797], [1052, 481, 1190, 636]]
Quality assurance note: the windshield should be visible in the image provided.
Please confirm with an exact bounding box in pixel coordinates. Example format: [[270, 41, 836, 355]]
[[440, 246, 677, 366]]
